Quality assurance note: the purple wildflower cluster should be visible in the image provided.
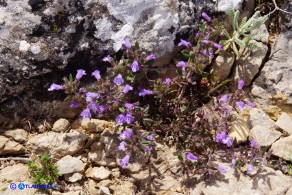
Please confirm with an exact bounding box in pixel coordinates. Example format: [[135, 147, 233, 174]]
[[48, 12, 270, 175], [118, 129, 155, 168]]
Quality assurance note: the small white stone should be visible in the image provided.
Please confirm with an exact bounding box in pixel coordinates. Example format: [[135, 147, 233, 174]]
[[99, 186, 111, 195], [52, 118, 70, 132], [56, 155, 85, 175], [19, 40, 30, 51], [30, 45, 41, 54], [85, 166, 111, 181]]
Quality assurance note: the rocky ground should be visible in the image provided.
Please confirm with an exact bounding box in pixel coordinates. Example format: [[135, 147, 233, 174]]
[[1, 0, 292, 194]]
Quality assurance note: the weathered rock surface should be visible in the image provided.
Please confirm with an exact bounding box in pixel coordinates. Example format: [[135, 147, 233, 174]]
[[229, 113, 250, 143], [0, 164, 37, 195], [275, 112, 292, 135], [248, 108, 275, 130], [27, 130, 87, 159], [85, 166, 111, 181], [80, 118, 115, 133], [252, 3, 292, 115], [210, 52, 235, 82], [234, 40, 268, 86], [64, 173, 83, 183], [1, 129, 28, 143], [190, 166, 292, 195], [56, 155, 85, 175], [271, 135, 292, 161], [249, 125, 281, 147], [0, 136, 26, 155]]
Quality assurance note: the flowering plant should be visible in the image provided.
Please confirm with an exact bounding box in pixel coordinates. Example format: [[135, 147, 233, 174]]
[[48, 12, 271, 177]]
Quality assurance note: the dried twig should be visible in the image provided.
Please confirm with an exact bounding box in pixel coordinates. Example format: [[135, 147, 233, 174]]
[[0, 157, 31, 162], [269, 0, 292, 15]]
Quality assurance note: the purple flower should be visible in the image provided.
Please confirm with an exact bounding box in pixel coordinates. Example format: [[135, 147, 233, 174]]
[[201, 40, 209, 44], [48, 83, 63, 91], [247, 164, 254, 174], [125, 103, 135, 110], [139, 89, 153, 96], [235, 101, 245, 111], [118, 141, 127, 151], [250, 140, 257, 148], [247, 101, 256, 108], [209, 50, 214, 58], [123, 84, 133, 94], [219, 94, 228, 103], [123, 38, 131, 49], [178, 39, 191, 47], [230, 159, 236, 167], [222, 136, 233, 147], [86, 92, 99, 102], [202, 12, 211, 22], [202, 50, 208, 56], [102, 55, 112, 62], [81, 108, 91, 119], [165, 78, 171, 85], [88, 101, 99, 113], [70, 102, 80, 108], [215, 131, 227, 143], [147, 135, 154, 140], [238, 80, 244, 90], [214, 43, 223, 50], [116, 114, 125, 125], [222, 108, 231, 118], [176, 61, 186, 71], [145, 147, 152, 153], [186, 152, 198, 161], [130, 61, 139, 72], [76, 69, 86, 80], [113, 74, 124, 86], [92, 70, 101, 80], [146, 54, 156, 61], [120, 129, 133, 140], [120, 154, 130, 168], [218, 165, 227, 173], [124, 113, 134, 124], [98, 105, 109, 113]]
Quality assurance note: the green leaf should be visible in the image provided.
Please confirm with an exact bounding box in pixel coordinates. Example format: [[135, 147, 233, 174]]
[[201, 71, 209, 77], [180, 105, 187, 112], [199, 24, 206, 31], [119, 107, 125, 113], [141, 141, 151, 146], [177, 155, 183, 161], [222, 28, 230, 38], [125, 139, 132, 145], [141, 131, 149, 138], [134, 41, 139, 51], [233, 9, 240, 31], [232, 42, 239, 56], [131, 151, 137, 158], [68, 73, 73, 83], [181, 49, 190, 60], [239, 17, 247, 30]]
